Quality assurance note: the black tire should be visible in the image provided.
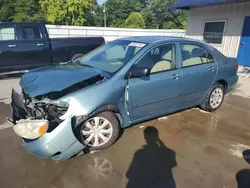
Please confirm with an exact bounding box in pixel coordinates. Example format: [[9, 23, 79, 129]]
[[200, 83, 225, 112], [71, 53, 84, 61], [80, 111, 120, 151]]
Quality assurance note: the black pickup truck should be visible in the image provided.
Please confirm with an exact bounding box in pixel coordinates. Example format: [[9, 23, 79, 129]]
[[0, 23, 105, 75]]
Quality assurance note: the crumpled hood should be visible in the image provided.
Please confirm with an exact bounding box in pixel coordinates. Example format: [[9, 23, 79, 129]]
[[20, 64, 108, 97]]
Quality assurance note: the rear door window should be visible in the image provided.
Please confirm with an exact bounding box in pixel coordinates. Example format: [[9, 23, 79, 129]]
[[19, 25, 42, 40], [180, 43, 214, 68], [0, 26, 16, 41]]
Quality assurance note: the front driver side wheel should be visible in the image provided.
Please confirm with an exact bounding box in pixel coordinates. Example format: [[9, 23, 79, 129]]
[[200, 83, 225, 112], [79, 112, 120, 151]]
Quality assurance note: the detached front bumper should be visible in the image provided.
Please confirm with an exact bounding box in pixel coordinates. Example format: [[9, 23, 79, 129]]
[[9, 90, 85, 160]]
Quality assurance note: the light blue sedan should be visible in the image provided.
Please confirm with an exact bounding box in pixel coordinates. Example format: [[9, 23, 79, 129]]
[[10, 36, 238, 160]]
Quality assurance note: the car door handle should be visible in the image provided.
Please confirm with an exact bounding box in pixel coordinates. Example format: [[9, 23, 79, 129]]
[[8, 44, 18, 48], [37, 43, 45, 46], [208, 67, 216, 72], [171, 74, 180, 80]]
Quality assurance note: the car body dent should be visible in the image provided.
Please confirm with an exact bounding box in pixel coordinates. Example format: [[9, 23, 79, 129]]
[[59, 76, 130, 127]]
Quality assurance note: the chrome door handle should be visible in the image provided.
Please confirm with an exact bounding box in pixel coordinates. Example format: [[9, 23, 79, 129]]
[[171, 74, 180, 80], [37, 43, 45, 46], [8, 44, 17, 48], [208, 67, 215, 72]]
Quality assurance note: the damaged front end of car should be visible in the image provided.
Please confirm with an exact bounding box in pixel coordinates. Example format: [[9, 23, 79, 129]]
[[9, 89, 85, 160], [10, 90, 69, 139], [9, 72, 107, 160]]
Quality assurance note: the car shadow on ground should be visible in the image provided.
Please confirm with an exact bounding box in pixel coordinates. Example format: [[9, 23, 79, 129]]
[[236, 149, 250, 188], [126, 126, 177, 188]]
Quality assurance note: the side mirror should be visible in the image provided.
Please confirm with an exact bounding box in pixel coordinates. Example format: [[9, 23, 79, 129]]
[[129, 67, 150, 78]]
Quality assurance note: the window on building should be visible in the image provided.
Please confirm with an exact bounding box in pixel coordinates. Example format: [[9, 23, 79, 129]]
[[180, 43, 214, 67], [203, 21, 225, 44], [0, 26, 16, 41]]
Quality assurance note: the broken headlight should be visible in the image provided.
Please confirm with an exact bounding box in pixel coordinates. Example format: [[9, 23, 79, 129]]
[[13, 119, 49, 139]]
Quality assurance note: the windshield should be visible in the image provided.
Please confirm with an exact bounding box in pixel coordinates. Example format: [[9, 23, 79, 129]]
[[78, 40, 147, 74]]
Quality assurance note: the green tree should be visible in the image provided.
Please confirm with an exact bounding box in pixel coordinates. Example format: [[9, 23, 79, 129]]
[[174, 10, 187, 29], [39, 0, 96, 25], [0, 0, 44, 22], [12, 0, 44, 22], [0, 0, 14, 22], [149, 0, 176, 29], [125, 12, 145, 28], [105, 0, 143, 27], [140, 0, 187, 29], [84, 1, 104, 27], [141, 7, 157, 29], [162, 21, 177, 29], [0, 0, 187, 29]]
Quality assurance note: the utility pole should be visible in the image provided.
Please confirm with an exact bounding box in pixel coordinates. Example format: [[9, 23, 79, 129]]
[[103, 3, 107, 27]]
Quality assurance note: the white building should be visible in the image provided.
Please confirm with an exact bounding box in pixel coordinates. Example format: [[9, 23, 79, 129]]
[[172, 0, 250, 67]]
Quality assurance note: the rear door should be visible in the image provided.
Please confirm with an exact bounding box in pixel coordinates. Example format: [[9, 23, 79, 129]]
[[16, 23, 51, 69], [0, 23, 22, 71], [179, 42, 218, 107]]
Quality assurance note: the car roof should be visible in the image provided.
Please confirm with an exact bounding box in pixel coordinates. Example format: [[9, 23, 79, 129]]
[[118, 36, 202, 44]]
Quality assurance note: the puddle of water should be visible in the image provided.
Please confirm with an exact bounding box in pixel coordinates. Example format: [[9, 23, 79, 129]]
[[229, 143, 250, 158]]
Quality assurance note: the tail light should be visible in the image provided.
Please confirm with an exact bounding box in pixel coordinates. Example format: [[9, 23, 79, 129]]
[[236, 61, 239, 70]]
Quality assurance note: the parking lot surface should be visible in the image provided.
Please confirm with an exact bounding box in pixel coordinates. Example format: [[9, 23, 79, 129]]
[[0, 75, 250, 188]]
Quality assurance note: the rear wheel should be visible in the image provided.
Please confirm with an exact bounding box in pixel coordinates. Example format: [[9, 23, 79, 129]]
[[200, 83, 225, 112], [80, 112, 120, 151]]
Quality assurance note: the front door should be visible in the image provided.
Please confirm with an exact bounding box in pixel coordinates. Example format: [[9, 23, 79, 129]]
[[179, 42, 217, 107], [127, 43, 181, 122], [238, 16, 250, 67]]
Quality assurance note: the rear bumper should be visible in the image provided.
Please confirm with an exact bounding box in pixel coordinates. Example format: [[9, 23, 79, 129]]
[[9, 89, 85, 160], [226, 75, 239, 93]]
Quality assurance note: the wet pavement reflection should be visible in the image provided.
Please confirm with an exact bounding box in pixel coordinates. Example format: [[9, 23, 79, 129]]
[[1, 78, 250, 188]]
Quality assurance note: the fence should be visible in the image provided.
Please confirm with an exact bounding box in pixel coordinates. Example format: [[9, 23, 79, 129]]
[[46, 25, 186, 42]]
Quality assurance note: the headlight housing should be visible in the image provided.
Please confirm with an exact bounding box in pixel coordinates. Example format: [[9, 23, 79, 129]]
[[13, 120, 49, 140]]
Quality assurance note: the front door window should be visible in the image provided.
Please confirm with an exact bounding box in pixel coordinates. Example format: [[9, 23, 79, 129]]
[[135, 44, 176, 74]]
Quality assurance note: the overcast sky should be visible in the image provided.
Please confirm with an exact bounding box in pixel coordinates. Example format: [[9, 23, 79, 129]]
[[97, 0, 107, 4]]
